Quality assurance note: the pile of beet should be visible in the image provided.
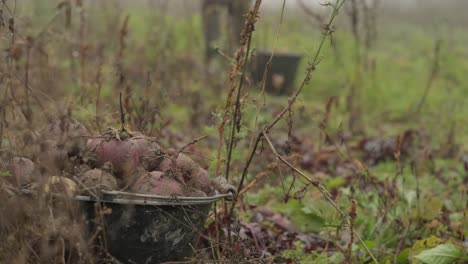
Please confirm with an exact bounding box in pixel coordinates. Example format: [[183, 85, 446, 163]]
[[1, 117, 221, 198]]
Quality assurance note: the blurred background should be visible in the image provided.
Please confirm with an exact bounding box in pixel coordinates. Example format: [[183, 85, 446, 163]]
[[3, 0, 467, 145]]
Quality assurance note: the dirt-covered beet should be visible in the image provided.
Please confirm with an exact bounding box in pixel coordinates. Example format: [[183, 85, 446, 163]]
[[79, 169, 117, 192], [158, 152, 199, 182], [43, 176, 78, 197], [182, 186, 208, 197], [131, 171, 183, 196], [86, 133, 162, 180], [186, 168, 213, 195]]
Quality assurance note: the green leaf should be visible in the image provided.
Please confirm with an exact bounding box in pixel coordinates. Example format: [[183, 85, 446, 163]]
[[325, 176, 346, 190], [410, 236, 445, 263], [414, 244, 465, 264], [275, 200, 325, 232], [396, 248, 411, 264]]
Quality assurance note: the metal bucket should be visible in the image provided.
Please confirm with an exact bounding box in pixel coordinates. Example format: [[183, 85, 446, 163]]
[[250, 50, 303, 95], [76, 189, 236, 264]]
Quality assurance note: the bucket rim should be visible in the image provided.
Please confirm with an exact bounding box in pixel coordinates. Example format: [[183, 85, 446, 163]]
[[75, 190, 234, 206]]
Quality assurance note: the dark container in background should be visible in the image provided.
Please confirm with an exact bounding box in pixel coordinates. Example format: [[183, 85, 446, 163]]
[[250, 50, 303, 95]]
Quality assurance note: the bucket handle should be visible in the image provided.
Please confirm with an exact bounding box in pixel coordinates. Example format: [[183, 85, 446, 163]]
[[212, 176, 237, 201], [92, 176, 237, 203]]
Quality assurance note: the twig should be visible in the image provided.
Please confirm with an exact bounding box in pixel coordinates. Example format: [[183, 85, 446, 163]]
[[262, 132, 344, 216], [265, 0, 345, 133], [225, 12, 255, 181], [95, 61, 103, 133], [347, 200, 357, 263], [238, 171, 268, 197], [78, 0, 87, 105], [119, 92, 126, 131], [175, 135, 208, 159], [259, 0, 286, 103], [216, 0, 262, 178], [234, 0, 347, 204], [415, 38, 442, 114]]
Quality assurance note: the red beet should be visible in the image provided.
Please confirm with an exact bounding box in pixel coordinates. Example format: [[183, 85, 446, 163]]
[[158, 153, 199, 182], [186, 168, 212, 195], [86, 134, 161, 180], [79, 169, 117, 192], [131, 171, 182, 196], [182, 186, 207, 197]]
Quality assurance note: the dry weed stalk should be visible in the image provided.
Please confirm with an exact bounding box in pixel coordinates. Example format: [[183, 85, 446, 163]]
[[345, 0, 363, 134], [78, 0, 87, 105], [415, 38, 442, 114], [216, 0, 262, 179], [115, 14, 131, 120], [234, 0, 347, 200], [259, 0, 286, 102], [216, 1, 379, 262], [94, 60, 103, 133], [346, 199, 358, 263]]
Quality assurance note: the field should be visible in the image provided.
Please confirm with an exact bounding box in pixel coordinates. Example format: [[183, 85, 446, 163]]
[[0, 0, 467, 263]]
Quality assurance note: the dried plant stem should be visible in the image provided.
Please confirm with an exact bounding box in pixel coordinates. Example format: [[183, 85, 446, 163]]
[[175, 135, 208, 159], [234, 0, 347, 201], [347, 200, 357, 263], [259, 0, 286, 103], [116, 14, 130, 115], [415, 38, 441, 114], [78, 0, 86, 104], [216, 0, 262, 178], [95, 62, 103, 133], [238, 171, 268, 197], [225, 29, 252, 181], [119, 92, 126, 132], [23, 37, 32, 121], [0, 108, 4, 148], [266, 1, 345, 132], [262, 132, 344, 216]]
